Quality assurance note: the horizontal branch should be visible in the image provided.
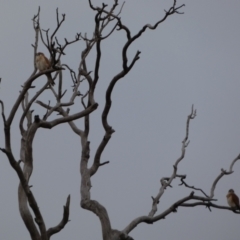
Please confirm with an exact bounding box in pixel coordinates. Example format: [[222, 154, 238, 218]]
[[36, 101, 84, 136], [39, 103, 98, 129], [123, 192, 217, 234], [180, 201, 240, 213]]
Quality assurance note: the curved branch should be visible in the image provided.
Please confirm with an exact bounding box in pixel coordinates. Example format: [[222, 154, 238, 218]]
[[209, 154, 240, 198], [123, 192, 216, 234], [178, 174, 210, 198], [47, 195, 71, 237], [81, 199, 112, 240], [89, 67, 136, 176], [88, 0, 97, 11], [118, 0, 185, 70], [90, 3, 162, 176], [229, 154, 240, 171], [102, 52, 139, 132]]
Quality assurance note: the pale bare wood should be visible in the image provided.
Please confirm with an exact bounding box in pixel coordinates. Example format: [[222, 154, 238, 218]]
[[2, 1, 239, 240]]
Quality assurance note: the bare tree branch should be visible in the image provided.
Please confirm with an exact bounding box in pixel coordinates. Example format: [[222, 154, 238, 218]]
[[7, 68, 59, 127], [209, 155, 240, 198], [180, 201, 240, 213], [148, 106, 196, 217], [5, 2, 239, 240], [229, 153, 240, 171], [123, 192, 216, 234], [38, 102, 98, 129], [76, 2, 187, 240], [1, 6, 83, 239], [178, 174, 210, 198], [32, 6, 40, 66], [177, 153, 240, 199], [36, 100, 84, 136], [18, 122, 47, 239], [0, 100, 6, 124], [20, 82, 49, 134], [47, 195, 71, 237]]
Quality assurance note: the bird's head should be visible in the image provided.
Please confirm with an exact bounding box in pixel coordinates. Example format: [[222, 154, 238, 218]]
[[36, 52, 44, 56], [229, 189, 235, 193]]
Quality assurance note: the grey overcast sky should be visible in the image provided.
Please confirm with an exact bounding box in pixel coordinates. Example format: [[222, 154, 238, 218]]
[[0, 0, 240, 239]]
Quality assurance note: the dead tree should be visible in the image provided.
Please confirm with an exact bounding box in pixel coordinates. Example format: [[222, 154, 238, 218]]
[[0, 1, 239, 240]]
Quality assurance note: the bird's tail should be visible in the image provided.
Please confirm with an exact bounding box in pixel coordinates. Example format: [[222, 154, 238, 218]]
[[46, 73, 55, 86]]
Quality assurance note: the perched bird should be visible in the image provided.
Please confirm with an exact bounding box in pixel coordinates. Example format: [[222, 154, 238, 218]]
[[226, 189, 240, 209], [35, 52, 55, 85]]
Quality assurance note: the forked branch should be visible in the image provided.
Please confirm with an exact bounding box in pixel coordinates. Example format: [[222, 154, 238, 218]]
[[178, 154, 240, 199]]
